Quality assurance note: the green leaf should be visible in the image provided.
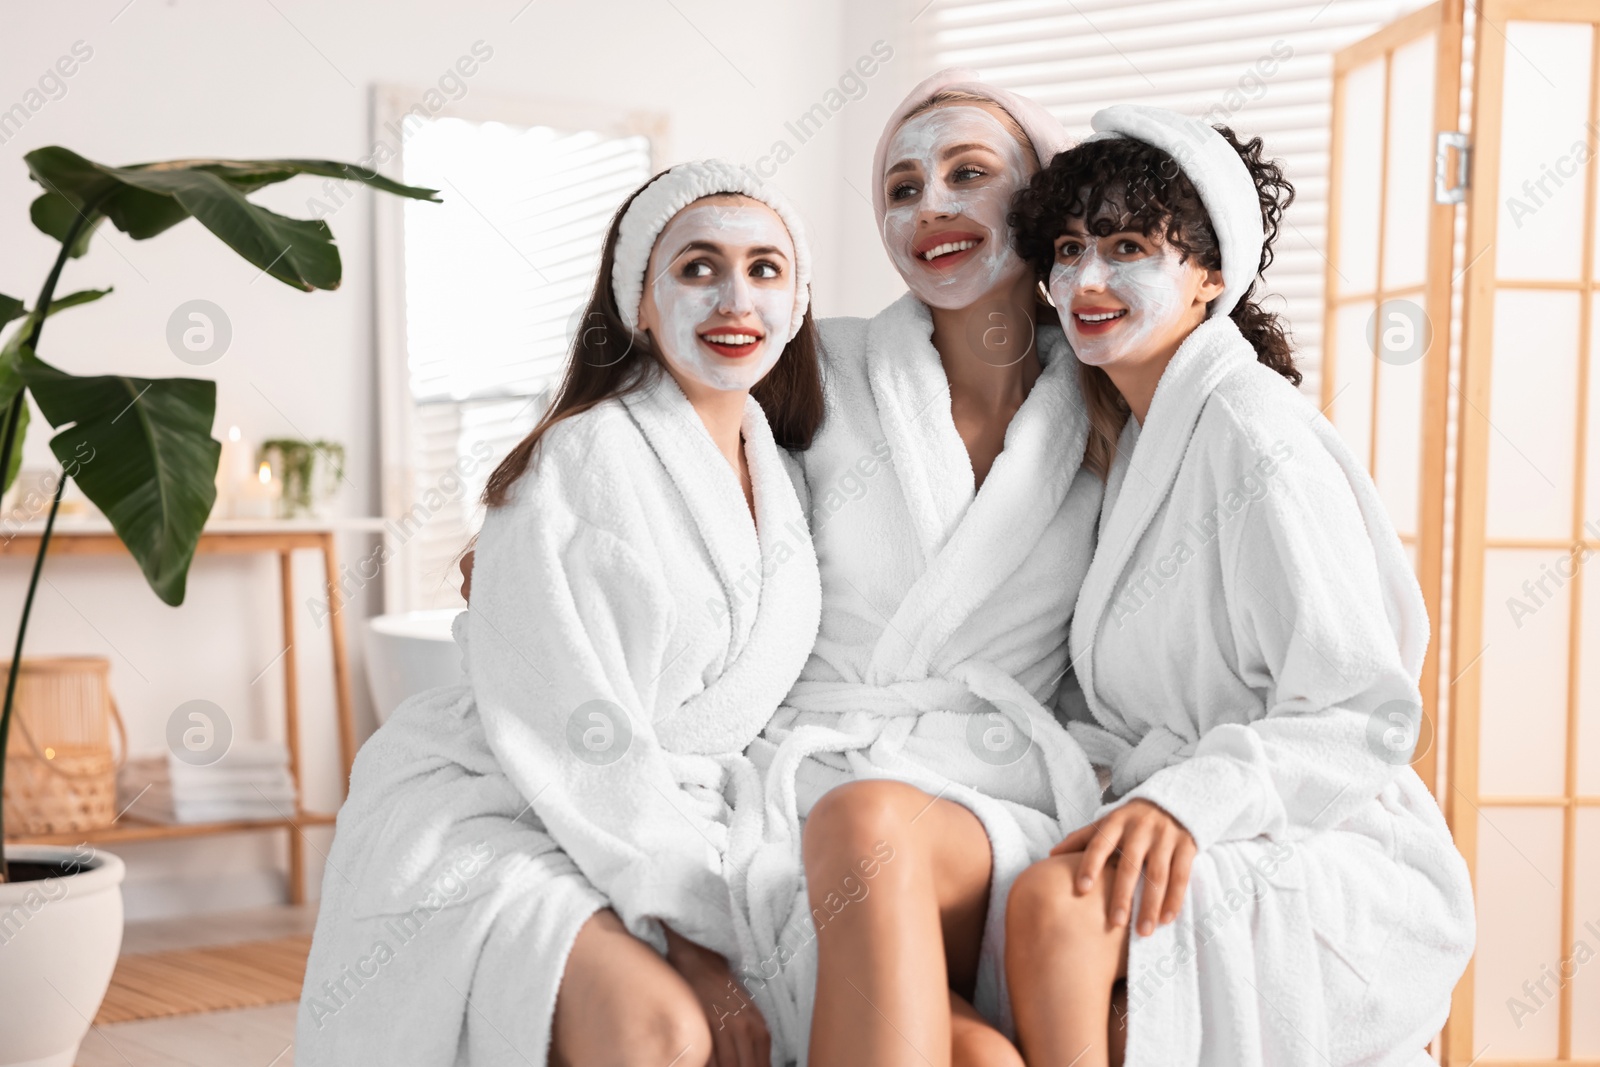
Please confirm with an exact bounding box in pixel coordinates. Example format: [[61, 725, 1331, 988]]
[[2, 397, 26, 495], [1, 337, 27, 413], [20, 347, 219, 605], [29, 193, 111, 257], [39, 287, 114, 315], [0, 294, 23, 327], [24, 148, 441, 290], [113, 167, 341, 291], [0, 289, 113, 410], [139, 157, 440, 202]]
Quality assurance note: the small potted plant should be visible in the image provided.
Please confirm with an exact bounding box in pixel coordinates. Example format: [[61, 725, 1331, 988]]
[[260, 436, 346, 518], [0, 148, 436, 1067]]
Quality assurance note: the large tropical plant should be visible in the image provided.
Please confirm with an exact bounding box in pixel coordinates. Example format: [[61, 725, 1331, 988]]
[[0, 149, 439, 880]]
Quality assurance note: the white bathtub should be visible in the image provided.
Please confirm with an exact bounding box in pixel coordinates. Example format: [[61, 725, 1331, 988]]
[[363, 609, 466, 724]]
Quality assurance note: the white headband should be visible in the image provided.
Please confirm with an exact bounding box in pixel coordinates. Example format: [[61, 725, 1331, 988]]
[[611, 159, 812, 342], [1083, 105, 1265, 319]]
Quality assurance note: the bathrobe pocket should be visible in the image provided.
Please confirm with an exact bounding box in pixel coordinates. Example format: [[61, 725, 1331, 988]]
[[1299, 798, 1415, 1033]]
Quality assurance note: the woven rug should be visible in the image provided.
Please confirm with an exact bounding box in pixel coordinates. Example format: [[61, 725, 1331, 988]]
[[93, 933, 311, 1024]]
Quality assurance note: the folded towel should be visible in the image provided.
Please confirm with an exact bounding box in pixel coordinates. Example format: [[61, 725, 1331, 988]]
[[168, 766, 295, 788], [168, 739, 289, 781], [173, 798, 294, 823], [170, 779, 296, 804]]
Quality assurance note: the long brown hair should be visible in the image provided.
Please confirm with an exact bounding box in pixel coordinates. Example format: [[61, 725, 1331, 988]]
[[1010, 125, 1298, 479], [480, 175, 825, 508]]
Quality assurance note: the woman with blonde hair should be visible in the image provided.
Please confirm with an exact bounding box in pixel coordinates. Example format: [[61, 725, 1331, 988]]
[[737, 71, 1104, 1066]]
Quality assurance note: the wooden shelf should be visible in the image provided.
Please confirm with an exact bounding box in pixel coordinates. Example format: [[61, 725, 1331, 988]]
[[1, 525, 363, 901], [8, 810, 337, 847]]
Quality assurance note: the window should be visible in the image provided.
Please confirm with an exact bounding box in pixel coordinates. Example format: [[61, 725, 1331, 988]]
[[917, 0, 1434, 396], [373, 88, 661, 612]]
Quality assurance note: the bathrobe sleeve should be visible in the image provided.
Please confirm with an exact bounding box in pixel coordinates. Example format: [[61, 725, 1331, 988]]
[[1122, 410, 1420, 854], [779, 446, 812, 516], [465, 423, 738, 959]]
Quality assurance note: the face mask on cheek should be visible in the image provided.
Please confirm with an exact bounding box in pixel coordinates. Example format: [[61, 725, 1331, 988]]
[[1049, 243, 1191, 368], [881, 106, 1033, 310], [647, 204, 796, 392]]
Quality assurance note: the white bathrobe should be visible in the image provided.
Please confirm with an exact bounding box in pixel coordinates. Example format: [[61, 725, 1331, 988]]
[[1066, 315, 1475, 1067], [737, 293, 1107, 1060], [295, 372, 821, 1067]]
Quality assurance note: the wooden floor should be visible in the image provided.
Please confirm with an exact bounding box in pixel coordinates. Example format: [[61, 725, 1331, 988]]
[[74, 905, 316, 1067]]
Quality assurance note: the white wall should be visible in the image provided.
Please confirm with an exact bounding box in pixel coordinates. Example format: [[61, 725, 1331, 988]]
[[0, 0, 927, 919]]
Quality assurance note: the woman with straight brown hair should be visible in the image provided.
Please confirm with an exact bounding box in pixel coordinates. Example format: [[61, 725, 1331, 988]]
[[298, 160, 825, 1067]]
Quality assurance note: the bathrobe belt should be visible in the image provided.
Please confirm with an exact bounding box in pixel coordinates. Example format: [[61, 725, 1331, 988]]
[[758, 676, 999, 809], [664, 750, 737, 820], [1068, 721, 1196, 799], [786, 676, 991, 719]]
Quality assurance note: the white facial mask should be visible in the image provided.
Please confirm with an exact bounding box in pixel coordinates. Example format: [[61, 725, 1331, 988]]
[[1049, 240, 1192, 367], [881, 106, 1032, 309], [646, 202, 796, 392]]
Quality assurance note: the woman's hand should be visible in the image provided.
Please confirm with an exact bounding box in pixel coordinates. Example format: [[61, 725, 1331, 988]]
[[663, 927, 770, 1067], [1052, 799, 1197, 937]]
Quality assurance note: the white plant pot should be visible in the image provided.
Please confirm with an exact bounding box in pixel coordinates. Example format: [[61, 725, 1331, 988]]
[[0, 845, 125, 1067]]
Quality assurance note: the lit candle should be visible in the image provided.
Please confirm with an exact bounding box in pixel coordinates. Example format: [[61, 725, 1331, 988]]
[[214, 426, 253, 519], [233, 460, 281, 520]]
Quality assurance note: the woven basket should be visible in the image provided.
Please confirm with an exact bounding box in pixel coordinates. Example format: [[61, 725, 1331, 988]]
[[2, 657, 127, 836]]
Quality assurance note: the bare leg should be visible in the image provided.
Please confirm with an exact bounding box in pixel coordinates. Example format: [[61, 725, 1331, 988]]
[[803, 779, 995, 1067], [1109, 982, 1128, 1066], [951, 991, 1025, 1067], [551, 908, 712, 1067], [1004, 852, 1129, 1067]]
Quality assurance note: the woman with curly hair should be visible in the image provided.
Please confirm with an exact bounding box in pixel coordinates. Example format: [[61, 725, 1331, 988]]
[[1000, 106, 1475, 1067]]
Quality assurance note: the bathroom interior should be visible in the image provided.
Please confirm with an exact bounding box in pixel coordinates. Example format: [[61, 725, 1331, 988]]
[[1, 0, 1597, 1063]]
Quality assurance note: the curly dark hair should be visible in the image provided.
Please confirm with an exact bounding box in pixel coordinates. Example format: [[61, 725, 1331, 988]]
[[1010, 124, 1298, 478]]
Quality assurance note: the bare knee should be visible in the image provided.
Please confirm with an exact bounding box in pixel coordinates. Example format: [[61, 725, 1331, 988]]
[[552, 912, 712, 1067], [585, 981, 709, 1067], [633, 982, 712, 1067], [802, 779, 923, 873], [953, 1027, 1025, 1067], [951, 1009, 1025, 1067], [1006, 853, 1110, 947]]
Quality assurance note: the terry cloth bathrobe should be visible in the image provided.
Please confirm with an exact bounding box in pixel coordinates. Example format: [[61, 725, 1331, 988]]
[[295, 372, 821, 1067], [737, 292, 1107, 1059], [1066, 314, 1475, 1067]]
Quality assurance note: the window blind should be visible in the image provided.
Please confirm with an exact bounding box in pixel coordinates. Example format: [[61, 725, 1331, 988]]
[[395, 116, 653, 607], [402, 119, 652, 403], [921, 0, 1433, 396]]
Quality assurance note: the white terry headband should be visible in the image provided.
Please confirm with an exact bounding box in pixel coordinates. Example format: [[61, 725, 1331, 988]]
[[1083, 105, 1266, 319], [611, 159, 812, 342]]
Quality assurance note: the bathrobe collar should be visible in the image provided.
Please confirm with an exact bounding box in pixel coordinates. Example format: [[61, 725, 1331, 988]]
[[863, 292, 1090, 679], [1071, 314, 1256, 738], [621, 370, 821, 754]]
